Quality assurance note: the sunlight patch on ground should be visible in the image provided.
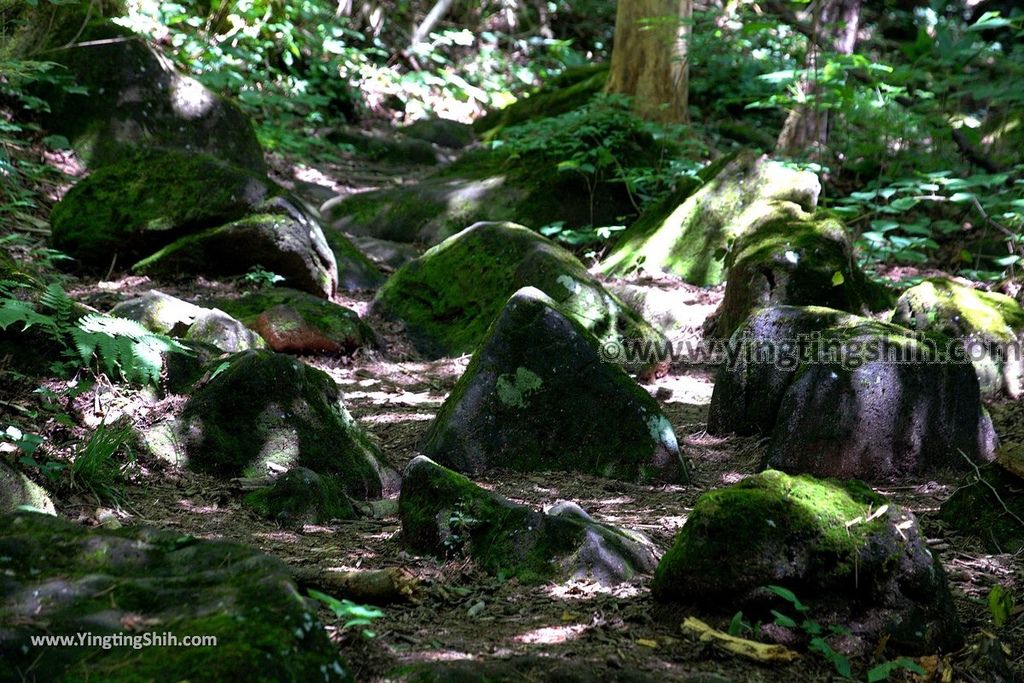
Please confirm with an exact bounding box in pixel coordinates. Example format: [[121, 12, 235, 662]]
[[253, 530, 301, 544], [341, 389, 443, 406], [359, 411, 437, 425], [401, 649, 476, 663], [647, 372, 715, 406], [515, 622, 589, 645], [545, 579, 644, 602]]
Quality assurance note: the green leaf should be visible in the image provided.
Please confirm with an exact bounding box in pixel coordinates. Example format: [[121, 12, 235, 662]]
[[771, 610, 797, 628], [988, 584, 1014, 628], [831, 272, 845, 286]]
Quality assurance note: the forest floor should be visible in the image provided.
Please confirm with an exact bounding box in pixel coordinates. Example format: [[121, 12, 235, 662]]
[[11, 148, 1024, 682]]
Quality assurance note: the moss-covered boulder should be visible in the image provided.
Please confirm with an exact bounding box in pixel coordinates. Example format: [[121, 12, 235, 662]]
[[940, 464, 1024, 553], [709, 306, 997, 480], [373, 222, 666, 373], [707, 305, 857, 436], [399, 457, 656, 584], [326, 97, 672, 246], [50, 149, 278, 269], [177, 350, 386, 499], [346, 235, 422, 271], [0, 512, 348, 682], [38, 21, 264, 172], [327, 126, 439, 165], [323, 230, 386, 290], [402, 118, 476, 149], [652, 471, 961, 654], [598, 152, 822, 285], [0, 460, 55, 515], [244, 467, 356, 526], [422, 288, 684, 483], [215, 288, 374, 356], [707, 215, 893, 339], [892, 278, 1024, 397], [134, 209, 339, 298]]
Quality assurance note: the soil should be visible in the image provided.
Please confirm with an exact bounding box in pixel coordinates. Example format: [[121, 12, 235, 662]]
[[3, 150, 1023, 683]]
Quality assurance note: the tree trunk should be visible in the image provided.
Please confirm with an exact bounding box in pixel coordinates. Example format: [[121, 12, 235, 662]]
[[605, 0, 692, 124], [776, 0, 862, 157]]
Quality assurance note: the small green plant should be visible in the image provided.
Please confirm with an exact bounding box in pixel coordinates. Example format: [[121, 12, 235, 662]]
[[766, 585, 926, 682], [442, 501, 479, 555], [988, 584, 1015, 628], [308, 589, 384, 639], [69, 421, 135, 501], [243, 265, 286, 289], [0, 283, 188, 385]]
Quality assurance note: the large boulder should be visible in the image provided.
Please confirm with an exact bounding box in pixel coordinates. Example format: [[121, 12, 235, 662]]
[[0, 460, 55, 515], [176, 350, 387, 499], [892, 278, 1024, 397], [215, 288, 374, 356], [598, 152, 822, 285], [0, 512, 348, 682], [373, 222, 666, 373], [422, 288, 685, 483], [326, 97, 674, 246], [39, 22, 264, 173], [709, 306, 997, 480], [399, 456, 657, 584], [133, 211, 339, 299], [707, 215, 893, 339], [651, 471, 962, 654], [50, 149, 279, 269]]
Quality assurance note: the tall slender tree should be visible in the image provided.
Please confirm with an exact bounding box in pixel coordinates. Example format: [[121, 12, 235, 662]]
[[605, 0, 692, 124], [775, 0, 863, 157]]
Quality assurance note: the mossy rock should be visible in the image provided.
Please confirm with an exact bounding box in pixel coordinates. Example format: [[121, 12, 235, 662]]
[[50, 148, 279, 269], [133, 208, 340, 299], [327, 126, 439, 165], [708, 214, 894, 339], [707, 305, 858, 436], [473, 64, 609, 140], [0, 2, 124, 60], [709, 306, 997, 480], [326, 96, 669, 246], [399, 457, 657, 584], [346, 235, 422, 271], [373, 222, 666, 372], [652, 470, 961, 654], [940, 464, 1024, 553], [422, 288, 684, 483], [244, 467, 356, 526], [323, 230, 386, 290], [177, 350, 386, 499], [184, 309, 266, 352], [0, 460, 55, 515], [401, 118, 475, 149], [36, 21, 264, 172], [0, 511, 348, 682], [215, 288, 374, 356], [598, 152, 822, 285], [892, 278, 1024, 397], [109, 290, 206, 335]]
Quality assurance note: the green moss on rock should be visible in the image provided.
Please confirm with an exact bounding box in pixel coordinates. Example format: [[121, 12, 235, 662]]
[[50, 149, 277, 268], [892, 278, 1024, 397], [399, 456, 656, 584], [0, 511, 348, 682], [178, 350, 386, 499], [422, 287, 684, 483], [244, 467, 356, 526], [652, 470, 961, 653], [598, 152, 822, 285], [0, 460, 56, 515], [373, 222, 665, 373], [708, 214, 894, 339]]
